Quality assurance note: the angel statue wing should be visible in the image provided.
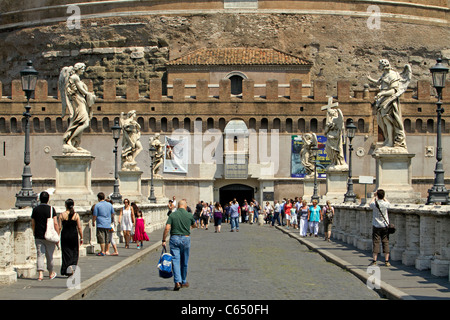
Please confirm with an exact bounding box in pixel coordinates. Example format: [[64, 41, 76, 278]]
[[311, 132, 318, 148], [336, 109, 345, 133], [399, 64, 412, 93], [59, 66, 74, 119]]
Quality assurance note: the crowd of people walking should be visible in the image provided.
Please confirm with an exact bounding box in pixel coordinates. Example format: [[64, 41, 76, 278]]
[[189, 197, 335, 240], [31, 189, 391, 289]]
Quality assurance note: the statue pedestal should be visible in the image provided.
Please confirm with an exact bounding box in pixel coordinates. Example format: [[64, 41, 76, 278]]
[[323, 169, 349, 203], [119, 170, 145, 202], [52, 155, 96, 206], [372, 152, 420, 203], [149, 176, 168, 204], [303, 177, 323, 202]]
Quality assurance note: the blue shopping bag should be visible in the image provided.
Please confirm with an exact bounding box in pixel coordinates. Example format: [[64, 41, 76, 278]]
[[157, 247, 173, 279]]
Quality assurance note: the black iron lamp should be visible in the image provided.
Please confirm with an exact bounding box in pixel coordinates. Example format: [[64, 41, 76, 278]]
[[15, 61, 39, 208], [344, 119, 357, 203], [148, 145, 157, 203], [426, 58, 449, 205], [110, 119, 122, 204], [311, 146, 320, 203]]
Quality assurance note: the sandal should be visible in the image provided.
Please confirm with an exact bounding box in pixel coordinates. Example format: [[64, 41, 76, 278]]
[[96, 252, 105, 256], [49, 272, 57, 280], [111, 252, 119, 256]]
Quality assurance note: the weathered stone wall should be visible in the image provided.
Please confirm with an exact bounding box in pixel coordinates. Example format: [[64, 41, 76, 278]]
[[0, 9, 448, 96]]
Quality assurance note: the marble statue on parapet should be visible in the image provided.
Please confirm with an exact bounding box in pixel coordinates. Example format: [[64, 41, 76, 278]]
[[149, 133, 163, 177], [59, 63, 96, 155], [321, 97, 348, 171], [301, 132, 318, 177], [324, 108, 348, 171], [120, 110, 143, 171], [367, 59, 412, 154]]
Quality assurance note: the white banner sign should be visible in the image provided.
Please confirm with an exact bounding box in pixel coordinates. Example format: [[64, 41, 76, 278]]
[[163, 136, 188, 173], [359, 176, 374, 184]]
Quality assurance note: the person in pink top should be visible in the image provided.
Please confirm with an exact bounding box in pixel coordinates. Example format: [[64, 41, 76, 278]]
[[133, 210, 149, 249]]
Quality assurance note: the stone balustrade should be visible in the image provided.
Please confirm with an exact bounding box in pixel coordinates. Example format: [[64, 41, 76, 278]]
[[331, 203, 450, 281], [0, 203, 167, 284]]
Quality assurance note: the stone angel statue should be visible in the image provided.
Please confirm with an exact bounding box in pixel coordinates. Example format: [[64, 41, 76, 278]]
[[324, 107, 347, 171], [59, 63, 96, 155], [149, 133, 164, 176], [120, 110, 143, 171], [300, 132, 318, 177], [368, 59, 411, 153]]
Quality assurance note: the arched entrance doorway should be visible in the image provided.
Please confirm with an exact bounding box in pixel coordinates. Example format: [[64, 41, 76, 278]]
[[219, 184, 254, 207]]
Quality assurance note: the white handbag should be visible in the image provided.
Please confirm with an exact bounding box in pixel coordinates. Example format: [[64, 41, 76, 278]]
[[45, 206, 60, 243]]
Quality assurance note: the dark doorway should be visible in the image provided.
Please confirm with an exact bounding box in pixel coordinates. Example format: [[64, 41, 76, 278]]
[[219, 184, 254, 207]]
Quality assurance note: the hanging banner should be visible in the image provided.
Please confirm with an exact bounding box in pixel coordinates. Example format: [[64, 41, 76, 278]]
[[163, 136, 188, 173], [291, 135, 330, 178]]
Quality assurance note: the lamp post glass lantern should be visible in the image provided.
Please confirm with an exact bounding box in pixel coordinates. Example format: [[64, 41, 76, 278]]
[[111, 119, 122, 204], [15, 61, 38, 208], [148, 145, 157, 203], [344, 119, 357, 203], [427, 58, 449, 205]]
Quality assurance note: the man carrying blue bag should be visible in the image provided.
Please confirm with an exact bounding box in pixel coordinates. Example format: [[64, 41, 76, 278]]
[[162, 199, 196, 291]]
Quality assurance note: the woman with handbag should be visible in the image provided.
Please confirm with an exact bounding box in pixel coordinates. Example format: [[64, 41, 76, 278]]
[[31, 191, 60, 281], [59, 199, 83, 276], [369, 189, 391, 267]]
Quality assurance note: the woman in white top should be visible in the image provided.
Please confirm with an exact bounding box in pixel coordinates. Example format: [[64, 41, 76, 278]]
[[119, 198, 135, 248]]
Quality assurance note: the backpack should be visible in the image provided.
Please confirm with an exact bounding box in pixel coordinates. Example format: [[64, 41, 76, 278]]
[[157, 247, 173, 279]]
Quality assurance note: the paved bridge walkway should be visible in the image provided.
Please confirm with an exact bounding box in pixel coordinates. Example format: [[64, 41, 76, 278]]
[[0, 221, 449, 302]]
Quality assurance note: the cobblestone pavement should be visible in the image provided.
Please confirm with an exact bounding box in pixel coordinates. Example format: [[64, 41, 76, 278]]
[[85, 222, 382, 300]]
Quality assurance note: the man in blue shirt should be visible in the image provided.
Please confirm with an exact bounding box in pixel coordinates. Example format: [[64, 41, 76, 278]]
[[229, 200, 240, 232], [92, 192, 115, 256]]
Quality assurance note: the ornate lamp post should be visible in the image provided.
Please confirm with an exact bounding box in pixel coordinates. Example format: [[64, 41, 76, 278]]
[[110, 119, 122, 204], [426, 58, 449, 205], [311, 146, 320, 203], [15, 61, 38, 208], [344, 119, 357, 203], [148, 145, 157, 203]]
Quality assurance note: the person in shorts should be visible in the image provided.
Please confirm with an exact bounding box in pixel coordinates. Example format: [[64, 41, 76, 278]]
[[322, 200, 334, 242], [92, 192, 115, 256]]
